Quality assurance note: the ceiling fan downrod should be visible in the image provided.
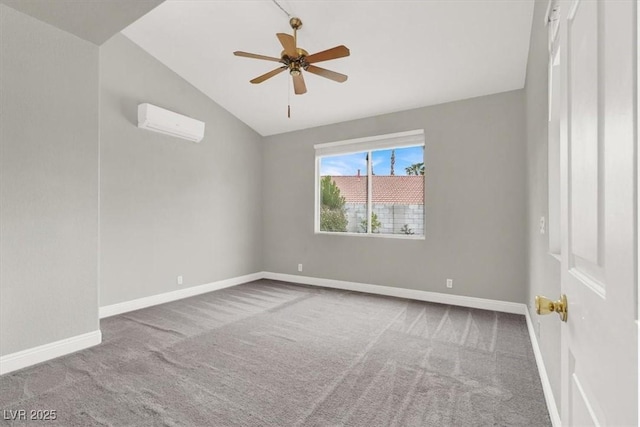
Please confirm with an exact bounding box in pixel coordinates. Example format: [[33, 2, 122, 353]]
[[290, 17, 302, 47]]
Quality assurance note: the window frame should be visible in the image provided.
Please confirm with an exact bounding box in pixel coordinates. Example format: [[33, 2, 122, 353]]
[[314, 129, 426, 240]]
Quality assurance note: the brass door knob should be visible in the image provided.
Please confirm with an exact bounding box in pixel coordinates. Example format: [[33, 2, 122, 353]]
[[535, 294, 568, 322]]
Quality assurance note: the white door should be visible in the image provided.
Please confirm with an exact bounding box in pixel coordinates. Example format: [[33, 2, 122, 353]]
[[557, 0, 637, 425]]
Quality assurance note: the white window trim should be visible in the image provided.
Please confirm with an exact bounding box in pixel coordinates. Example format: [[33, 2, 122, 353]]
[[314, 129, 425, 156], [314, 129, 426, 239], [316, 231, 426, 240]]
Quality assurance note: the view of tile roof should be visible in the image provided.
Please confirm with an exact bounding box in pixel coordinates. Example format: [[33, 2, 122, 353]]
[[326, 175, 424, 205]]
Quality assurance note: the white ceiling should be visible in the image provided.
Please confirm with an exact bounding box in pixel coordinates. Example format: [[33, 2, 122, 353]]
[[122, 0, 534, 136]]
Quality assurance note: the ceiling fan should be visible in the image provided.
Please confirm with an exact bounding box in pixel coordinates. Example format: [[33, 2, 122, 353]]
[[233, 17, 350, 95]]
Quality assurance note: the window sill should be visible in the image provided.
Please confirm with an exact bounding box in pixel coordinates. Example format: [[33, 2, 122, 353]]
[[315, 231, 425, 240]]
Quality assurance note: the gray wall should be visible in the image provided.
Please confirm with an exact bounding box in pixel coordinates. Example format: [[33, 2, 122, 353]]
[[524, 0, 561, 412], [263, 90, 527, 303], [99, 34, 263, 307], [0, 5, 99, 355]]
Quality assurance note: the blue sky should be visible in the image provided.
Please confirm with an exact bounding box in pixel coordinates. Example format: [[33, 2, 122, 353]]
[[320, 146, 424, 176]]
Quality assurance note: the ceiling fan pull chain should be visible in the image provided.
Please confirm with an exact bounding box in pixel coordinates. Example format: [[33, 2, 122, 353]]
[[287, 76, 291, 118]]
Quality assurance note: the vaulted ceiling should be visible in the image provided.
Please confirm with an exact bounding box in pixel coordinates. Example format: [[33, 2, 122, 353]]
[[122, 0, 534, 136], [3, 0, 535, 137]]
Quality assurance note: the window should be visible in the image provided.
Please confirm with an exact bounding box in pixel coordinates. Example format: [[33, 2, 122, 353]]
[[315, 130, 425, 238]]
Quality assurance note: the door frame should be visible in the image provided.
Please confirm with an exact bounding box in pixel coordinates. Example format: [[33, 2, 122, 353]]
[[636, 0, 639, 423]]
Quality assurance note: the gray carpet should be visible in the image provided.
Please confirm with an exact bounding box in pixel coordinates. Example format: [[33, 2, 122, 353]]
[[0, 280, 551, 426]]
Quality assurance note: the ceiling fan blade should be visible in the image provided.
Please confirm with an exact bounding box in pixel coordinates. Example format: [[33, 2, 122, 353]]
[[250, 66, 287, 84], [292, 73, 307, 95], [305, 65, 348, 83], [305, 45, 350, 64], [276, 33, 297, 57], [234, 51, 282, 62]]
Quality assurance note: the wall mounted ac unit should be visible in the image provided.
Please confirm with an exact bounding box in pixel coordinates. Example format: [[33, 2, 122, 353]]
[[137, 103, 205, 143]]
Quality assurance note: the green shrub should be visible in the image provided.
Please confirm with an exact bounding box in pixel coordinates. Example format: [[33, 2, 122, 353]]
[[400, 224, 415, 235], [320, 176, 348, 232], [360, 212, 381, 233], [320, 206, 348, 232], [320, 176, 345, 209]]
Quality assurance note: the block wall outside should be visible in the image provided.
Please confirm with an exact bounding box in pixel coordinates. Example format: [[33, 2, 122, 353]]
[[344, 203, 424, 235]]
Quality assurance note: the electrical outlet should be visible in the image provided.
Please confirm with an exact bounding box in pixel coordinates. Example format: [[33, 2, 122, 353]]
[[536, 320, 541, 339], [298, 264, 303, 272], [539, 216, 546, 234], [177, 275, 183, 285], [446, 279, 453, 288]]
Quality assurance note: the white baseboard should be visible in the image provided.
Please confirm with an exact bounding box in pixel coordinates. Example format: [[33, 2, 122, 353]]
[[99, 272, 264, 319], [263, 272, 526, 315], [101, 271, 526, 318], [0, 330, 102, 376], [524, 308, 562, 427]]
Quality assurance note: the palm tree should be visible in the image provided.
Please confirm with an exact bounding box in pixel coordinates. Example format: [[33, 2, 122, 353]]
[[405, 162, 425, 176], [390, 150, 395, 176]]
